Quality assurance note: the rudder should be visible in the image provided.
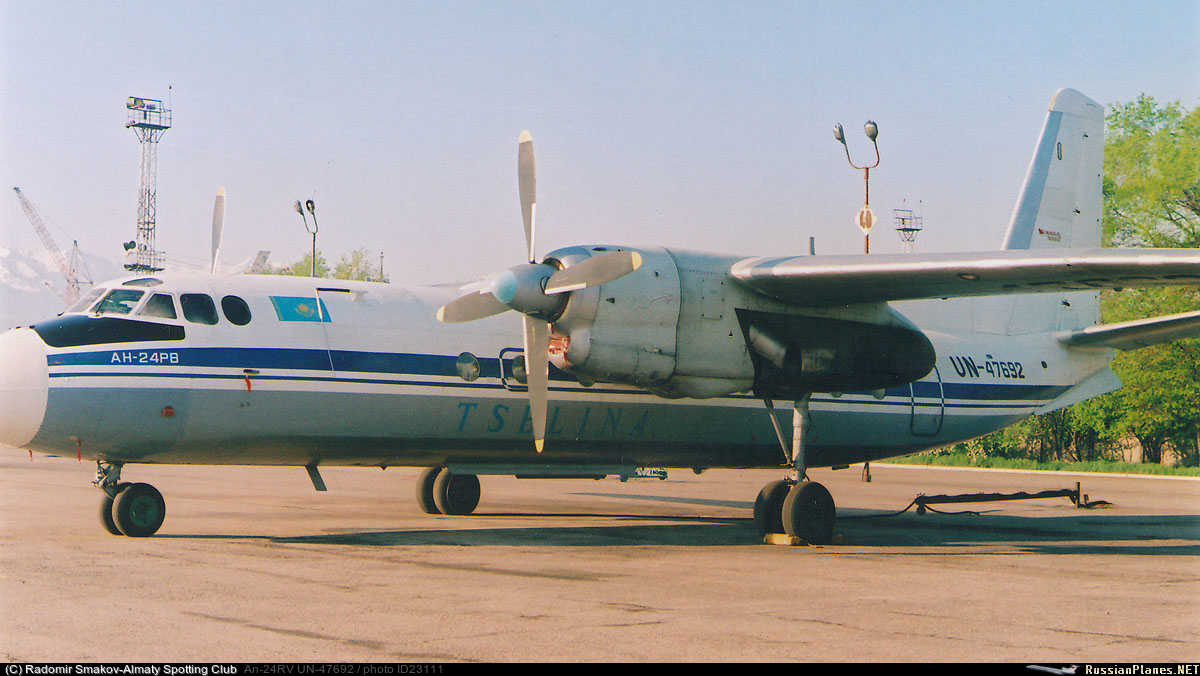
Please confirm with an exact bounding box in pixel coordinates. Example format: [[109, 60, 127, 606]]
[[1002, 88, 1104, 251]]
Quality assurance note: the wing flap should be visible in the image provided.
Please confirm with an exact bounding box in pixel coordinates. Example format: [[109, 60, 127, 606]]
[[729, 249, 1200, 306], [1056, 309, 1200, 350]]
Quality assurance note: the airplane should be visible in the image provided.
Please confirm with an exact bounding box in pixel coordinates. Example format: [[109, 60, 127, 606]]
[[1, 88, 1198, 543]]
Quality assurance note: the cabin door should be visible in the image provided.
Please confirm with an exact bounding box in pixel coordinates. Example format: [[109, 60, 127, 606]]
[[909, 365, 945, 437]]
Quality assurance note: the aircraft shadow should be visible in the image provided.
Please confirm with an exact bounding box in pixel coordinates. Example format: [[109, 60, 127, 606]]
[[160, 507, 1200, 552]]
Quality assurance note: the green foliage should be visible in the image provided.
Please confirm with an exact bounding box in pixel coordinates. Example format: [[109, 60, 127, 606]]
[[1103, 95, 1200, 248], [260, 248, 387, 282], [889, 452, 1200, 477]]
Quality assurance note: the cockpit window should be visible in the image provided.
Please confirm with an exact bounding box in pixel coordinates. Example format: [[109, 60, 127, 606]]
[[180, 293, 219, 325], [221, 296, 252, 326], [138, 293, 178, 319], [94, 289, 145, 316], [66, 287, 105, 313]]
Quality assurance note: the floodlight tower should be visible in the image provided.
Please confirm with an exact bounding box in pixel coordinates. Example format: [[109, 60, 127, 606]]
[[833, 120, 880, 254], [894, 202, 924, 253], [125, 96, 172, 272]]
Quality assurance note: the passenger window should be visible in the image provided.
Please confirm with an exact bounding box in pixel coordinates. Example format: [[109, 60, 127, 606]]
[[138, 293, 178, 319], [94, 289, 145, 315], [180, 294, 219, 325], [67, 288, 105, 313], [221, 296, 252, 326]]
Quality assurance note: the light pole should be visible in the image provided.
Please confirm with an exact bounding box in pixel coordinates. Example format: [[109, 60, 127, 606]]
[[834, 120, 880, 253], [295, 199, 319, 276]]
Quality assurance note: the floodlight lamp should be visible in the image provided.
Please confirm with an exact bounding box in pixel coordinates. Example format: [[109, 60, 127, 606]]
[[294, 200, 303, 214], [305, 199, 316, 215], [833, 123, 846, 145], [864, 120, 878, 142]]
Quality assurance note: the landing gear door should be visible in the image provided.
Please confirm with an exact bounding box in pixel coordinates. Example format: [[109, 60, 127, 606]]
[[909, 365, 944, 437]]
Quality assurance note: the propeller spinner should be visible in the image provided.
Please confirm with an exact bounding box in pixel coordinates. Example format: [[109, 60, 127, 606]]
[[436, 131, 641, 452]]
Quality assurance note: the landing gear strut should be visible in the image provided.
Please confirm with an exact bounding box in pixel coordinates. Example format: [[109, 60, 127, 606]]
[[415, 467, 480, 516], [756, 394, 837, 545], [94, 461, 166, 537]]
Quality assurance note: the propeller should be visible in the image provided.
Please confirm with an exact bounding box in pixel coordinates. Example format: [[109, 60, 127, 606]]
[[210, 187, 226, 274], [436, 131, 642, 452]]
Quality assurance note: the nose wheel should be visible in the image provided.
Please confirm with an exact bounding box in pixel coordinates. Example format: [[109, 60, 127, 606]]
[[95, 462, 166, 537]]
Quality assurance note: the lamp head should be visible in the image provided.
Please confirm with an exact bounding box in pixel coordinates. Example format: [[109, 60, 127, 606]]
[[864, 120, 879, 142], [833, 122, 846, 145]]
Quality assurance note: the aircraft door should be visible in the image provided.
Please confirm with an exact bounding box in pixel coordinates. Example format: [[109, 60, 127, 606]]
[[909, 365, 945, 437]]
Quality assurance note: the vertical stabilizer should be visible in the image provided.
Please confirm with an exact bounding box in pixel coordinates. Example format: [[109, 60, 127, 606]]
[[979, 89, 1105, 335], [1002, 88, 1105, 250]]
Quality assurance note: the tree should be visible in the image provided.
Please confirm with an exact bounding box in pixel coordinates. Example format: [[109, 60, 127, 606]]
[[332, 248, 388, 282], [260, 248, 387, 282], [1103, 95, 1200, 248], [1077, 96, 1200, 465]]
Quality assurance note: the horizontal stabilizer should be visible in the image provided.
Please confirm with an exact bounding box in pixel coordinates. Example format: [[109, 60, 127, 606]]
[[1056, 310, 1200, 350], [730, 248, 1200, 306]]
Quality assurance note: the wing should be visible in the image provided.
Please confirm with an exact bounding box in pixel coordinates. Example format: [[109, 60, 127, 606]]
[[730, 249, 1200, 306]]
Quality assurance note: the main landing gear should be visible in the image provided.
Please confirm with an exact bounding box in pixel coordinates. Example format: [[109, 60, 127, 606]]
[[755, 394, 837, 545], [95, 461, 166, 537], [416, 467, 481, 516]]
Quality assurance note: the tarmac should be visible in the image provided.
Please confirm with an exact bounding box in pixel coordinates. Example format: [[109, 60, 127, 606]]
[[1, 444, 1197, 662]]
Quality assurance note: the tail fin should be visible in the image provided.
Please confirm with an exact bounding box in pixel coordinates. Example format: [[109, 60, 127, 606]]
[[978, 89, 1105, 335], [1002, 88, 1105, 250]]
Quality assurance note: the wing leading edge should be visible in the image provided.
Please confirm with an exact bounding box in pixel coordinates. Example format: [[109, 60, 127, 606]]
[[1056, 309, 1200, 350], [729, 249, 1200, 306]]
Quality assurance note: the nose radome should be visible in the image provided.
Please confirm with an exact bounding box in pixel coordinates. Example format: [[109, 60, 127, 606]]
[[0, 328, 49, 447]]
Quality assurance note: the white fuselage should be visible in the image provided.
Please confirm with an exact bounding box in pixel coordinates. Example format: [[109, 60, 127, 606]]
[[0, 269, 1113, 470]]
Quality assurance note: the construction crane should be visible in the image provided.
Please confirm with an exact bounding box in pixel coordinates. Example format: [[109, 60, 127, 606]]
[[12, 187, 92, 306]]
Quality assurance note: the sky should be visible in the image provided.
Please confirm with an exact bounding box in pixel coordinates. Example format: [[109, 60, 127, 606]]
[[2, 0, 1197, 288]]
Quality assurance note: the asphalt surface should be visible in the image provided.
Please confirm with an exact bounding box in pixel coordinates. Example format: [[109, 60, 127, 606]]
[[1, 445, 1197, 662]]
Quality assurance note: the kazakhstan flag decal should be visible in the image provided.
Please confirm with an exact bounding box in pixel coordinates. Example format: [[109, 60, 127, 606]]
[[270, 296, 332, 322]]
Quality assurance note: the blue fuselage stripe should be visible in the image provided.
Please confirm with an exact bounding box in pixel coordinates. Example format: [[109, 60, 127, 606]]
[[46, 346, 1071, 407]]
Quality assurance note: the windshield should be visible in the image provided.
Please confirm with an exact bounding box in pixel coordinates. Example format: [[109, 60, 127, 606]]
[[66, 288, 105, 313], [93, 289, 145, 316]]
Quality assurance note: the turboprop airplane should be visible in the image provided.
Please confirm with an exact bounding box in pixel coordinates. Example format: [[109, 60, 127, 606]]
[[1, 88, 1198, 543]]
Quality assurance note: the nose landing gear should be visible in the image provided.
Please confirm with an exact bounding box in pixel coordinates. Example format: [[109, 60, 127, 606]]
[[95, 462, 166, 537]]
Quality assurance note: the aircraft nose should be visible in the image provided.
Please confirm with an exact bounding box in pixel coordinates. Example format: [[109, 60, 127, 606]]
[[0, 328, 49, 447]]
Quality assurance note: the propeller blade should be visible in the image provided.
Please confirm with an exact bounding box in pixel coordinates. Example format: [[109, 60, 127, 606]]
[[210, 187, 226, 274], [522, 315, 550, 452], [545, 250, 642, 295], [436, 290, 510, 323], [518, 130, 537, 263]]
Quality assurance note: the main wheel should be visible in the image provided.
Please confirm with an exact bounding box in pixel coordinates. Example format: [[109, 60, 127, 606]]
[[432, 470, 480, 516], [416, 467, 443, 515], [111, 482, 166, 537], [781, 481, 836, 545], [753, 479, 791, 535], [99, 485, 126, 536]]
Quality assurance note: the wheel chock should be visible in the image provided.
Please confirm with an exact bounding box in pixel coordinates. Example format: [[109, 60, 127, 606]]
[[762, 532, 847, 546]]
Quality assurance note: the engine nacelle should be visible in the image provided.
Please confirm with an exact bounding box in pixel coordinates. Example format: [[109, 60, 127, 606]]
[[544, 246, 935, 400], [547, 246, 682, 391]]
